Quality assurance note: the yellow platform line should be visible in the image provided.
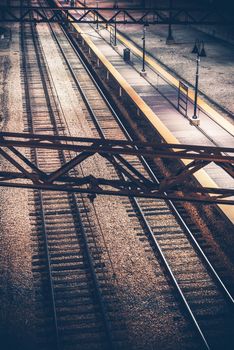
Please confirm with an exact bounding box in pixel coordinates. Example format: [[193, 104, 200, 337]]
[[56, 1, 234, 223]]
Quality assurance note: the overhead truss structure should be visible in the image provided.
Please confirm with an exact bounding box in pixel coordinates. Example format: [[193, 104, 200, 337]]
[[0, 4, 232, 25], [0, 132, 233, 205]]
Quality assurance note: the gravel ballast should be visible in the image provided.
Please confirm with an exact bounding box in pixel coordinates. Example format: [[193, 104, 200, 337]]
[[0, 24, 38, 349]]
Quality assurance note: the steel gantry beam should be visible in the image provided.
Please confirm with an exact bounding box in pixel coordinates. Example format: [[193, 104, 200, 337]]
[[0, 4, 232, 25], [0, 132, 233, 205]]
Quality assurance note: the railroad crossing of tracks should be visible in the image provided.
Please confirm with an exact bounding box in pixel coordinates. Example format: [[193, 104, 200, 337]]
[[0, 132, 233, 205]]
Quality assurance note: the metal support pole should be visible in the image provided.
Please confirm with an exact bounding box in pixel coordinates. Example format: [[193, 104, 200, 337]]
[[141, 25, 147, 76], [83, 0, 86, 14], [166, 0, 175, 44], [193, 54, 200, 120], [96, 2, 99, 30], [190, 40, 206, 126], [142, 27, 145, 72], [114, 19, 117, 46]]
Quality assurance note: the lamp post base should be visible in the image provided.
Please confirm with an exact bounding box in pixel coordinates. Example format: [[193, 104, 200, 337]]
[[140, 71, 147, 77], [166, 35, 175, 45], [189, 116, 200, 126]]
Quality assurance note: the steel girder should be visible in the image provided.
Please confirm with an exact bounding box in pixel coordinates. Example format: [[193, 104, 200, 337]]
[[0, 5, 232, 25], [0, 132, 233, 204]]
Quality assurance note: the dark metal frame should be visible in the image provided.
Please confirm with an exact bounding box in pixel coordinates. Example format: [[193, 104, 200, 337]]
[[0, 132, 233, 204], [0, 5, 232, 25]]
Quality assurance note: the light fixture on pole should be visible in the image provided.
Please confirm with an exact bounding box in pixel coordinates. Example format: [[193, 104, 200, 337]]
[[190, 40, 206, 126]]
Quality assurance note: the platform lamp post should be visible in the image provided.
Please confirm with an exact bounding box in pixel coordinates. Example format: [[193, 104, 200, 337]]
[[96, 1, 100, 30], [190, 40, 206, 126], [114, 16, 117, 46], [81, 1, 86, 17], [166, 0, 175, 44], [113, 1, 118, 47], [141, 23, 149, 76]]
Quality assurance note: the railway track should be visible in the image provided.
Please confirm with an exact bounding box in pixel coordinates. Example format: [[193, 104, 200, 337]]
[[20, 3, 128, 349], [17, 0, 234, 349]]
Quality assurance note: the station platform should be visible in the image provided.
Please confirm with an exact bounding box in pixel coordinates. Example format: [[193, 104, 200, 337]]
[[115, 22, 234, 121], [56, 1, 234, 223], [73, 0, 234, 119]]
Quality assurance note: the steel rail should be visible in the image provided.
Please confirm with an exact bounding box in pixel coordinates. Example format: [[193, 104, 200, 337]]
[[46, 11, 234, 348]]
